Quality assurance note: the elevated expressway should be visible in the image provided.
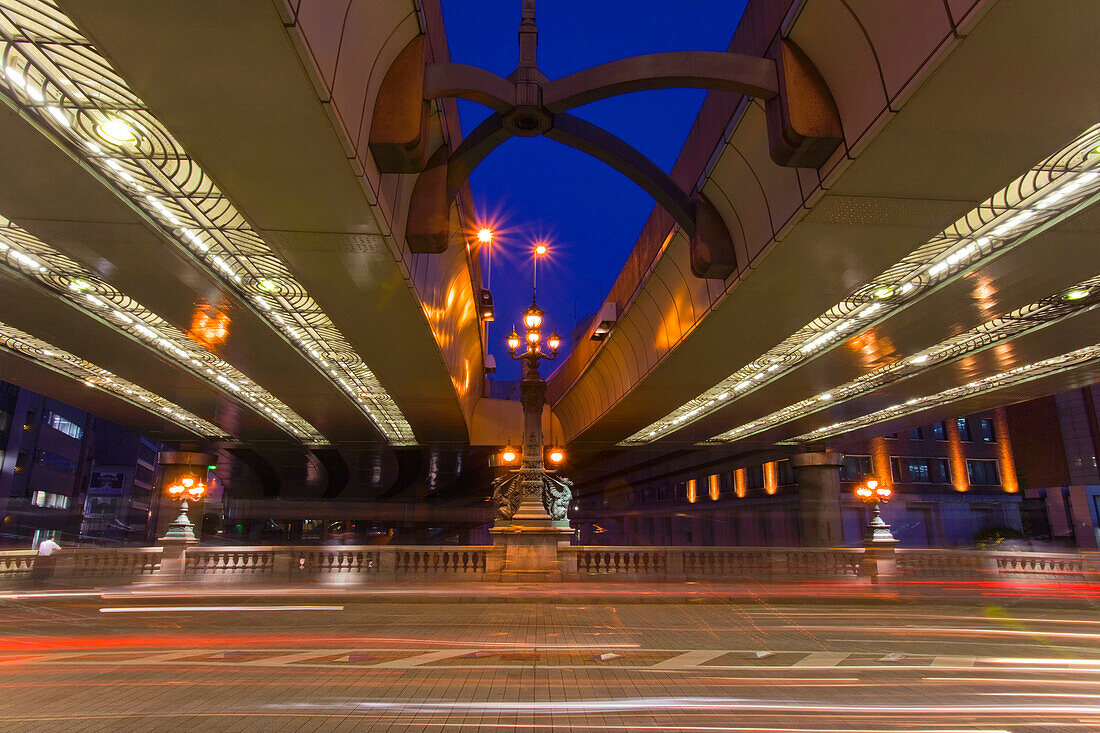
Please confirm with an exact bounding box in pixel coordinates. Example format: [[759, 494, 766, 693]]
[[0, 1, 487, 456], [548, 0, 1100, 458], [0, 0, 1096, 513]]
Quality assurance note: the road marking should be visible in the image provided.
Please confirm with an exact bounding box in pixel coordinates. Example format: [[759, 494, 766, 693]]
[[242, 650, 354, 666], [98, 605, 343, 613], [371, 650, 473, 668], [651, 650, 728, 669], [117, 650, 208, 664], [792, 652, 849, 668], [933, 655, 976, 668]]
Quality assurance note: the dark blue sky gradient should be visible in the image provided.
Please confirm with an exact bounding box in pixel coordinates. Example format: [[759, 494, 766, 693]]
[[441, 1, 749, 381]]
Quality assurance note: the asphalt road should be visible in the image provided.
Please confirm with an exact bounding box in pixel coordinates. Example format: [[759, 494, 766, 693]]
[[0, 587, 1098, 732]]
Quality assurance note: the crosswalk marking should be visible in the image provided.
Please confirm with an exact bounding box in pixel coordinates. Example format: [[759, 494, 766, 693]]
[[242, 650, 353, 666], [792, 652, 849, 667], [932, 655, 976, 667], [651, 650, 728, 669], [371, 650, 473, 668]]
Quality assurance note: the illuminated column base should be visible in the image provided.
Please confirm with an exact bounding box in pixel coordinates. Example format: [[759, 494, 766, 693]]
[[790, 451, 845, 547], [163, 500, 197, 541]]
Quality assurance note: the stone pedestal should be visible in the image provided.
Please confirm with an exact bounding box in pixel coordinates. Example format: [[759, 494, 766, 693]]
[[149, 536, 196, 582], [861, 539, 899, 584], [791, 451, 845, 546], [490, 523, 572, 581]]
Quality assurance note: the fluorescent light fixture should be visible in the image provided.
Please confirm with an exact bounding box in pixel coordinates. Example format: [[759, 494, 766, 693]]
[[779, 343, 1100, 444], [0, 2, 414, 444], [0, 215, 326, 444], [706, 274, 1100, 443], [620, 124, 1100, 445], [0, 321, 230, 439]]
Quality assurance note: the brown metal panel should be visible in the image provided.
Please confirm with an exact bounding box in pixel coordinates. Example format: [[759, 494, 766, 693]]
[[332, 2, 415, 157], [789, 0, 889, 147]]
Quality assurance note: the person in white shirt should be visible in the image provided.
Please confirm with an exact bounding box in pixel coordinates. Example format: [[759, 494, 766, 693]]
[[31, 537, 61, 583], [37, 538, 61, 556]]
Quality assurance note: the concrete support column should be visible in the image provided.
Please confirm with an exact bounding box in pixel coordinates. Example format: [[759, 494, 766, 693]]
[[791, 451, 845, 547]]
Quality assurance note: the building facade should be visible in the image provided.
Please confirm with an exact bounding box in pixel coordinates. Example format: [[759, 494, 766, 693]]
[[0, 381, 164, 547], [573, 407, 1030, 549]]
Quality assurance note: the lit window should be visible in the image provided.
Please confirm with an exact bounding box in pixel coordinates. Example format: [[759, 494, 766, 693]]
[[708, 474, 720, 501], [957, 418, 972, 442], [842, 455, 872, 482], [46, 411, 84, 440], [686, 478, 697, 504], [967, 459, 1000, 485], [932, 421, 947, 440], [980, 418, 997, 442], [905, 458, 932, 483], [31, 491, 70, 509]]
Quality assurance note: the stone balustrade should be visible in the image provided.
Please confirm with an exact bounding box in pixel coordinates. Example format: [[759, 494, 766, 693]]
[[0, 544, 1095, 586], [564, 546, 864, 581]]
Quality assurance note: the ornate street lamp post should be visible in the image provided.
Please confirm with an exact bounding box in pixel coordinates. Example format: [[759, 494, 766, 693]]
[[855, 478, 895, 544], [491, 243, 572, 530], [164, 475, 206, 541], [492, 294, 571, 525]]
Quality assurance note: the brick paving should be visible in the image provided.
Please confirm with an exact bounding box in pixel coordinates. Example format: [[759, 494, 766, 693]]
[[0, 589, 1097, 731]]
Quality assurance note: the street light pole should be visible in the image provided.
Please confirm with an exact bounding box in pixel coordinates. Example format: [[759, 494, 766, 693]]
[[493, 296, 567, 525], [855, 478, 896, 544]]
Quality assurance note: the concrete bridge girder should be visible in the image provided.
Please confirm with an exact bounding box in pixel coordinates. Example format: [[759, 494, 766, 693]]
[[370, 38, 844, 281]]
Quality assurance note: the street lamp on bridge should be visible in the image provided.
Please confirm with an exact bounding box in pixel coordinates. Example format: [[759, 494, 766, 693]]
[[164, 475, 206, 541], [491, 261, 572, 529], [855, 478, 896, 544]]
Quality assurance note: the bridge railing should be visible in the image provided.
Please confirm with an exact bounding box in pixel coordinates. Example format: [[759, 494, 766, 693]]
[[563, 546, 864, 581], [181, 545, 491, 582], [0, 544, 1096, 586]]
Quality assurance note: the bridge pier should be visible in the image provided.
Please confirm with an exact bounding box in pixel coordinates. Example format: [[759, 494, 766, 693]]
[[791, 451, 845, 547]]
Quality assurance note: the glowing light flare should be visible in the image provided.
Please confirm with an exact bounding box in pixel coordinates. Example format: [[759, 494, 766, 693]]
[[548, 447, 564, 464], [95, 117, 137, 146], [734, 468, 747, 498], [477, 228, 493, 243], [507, 328, 521, 352], [501, 445, 518, 463], [167, 475, 206, 499], [533, 243, 547, 256], [188, 305, 230, 347], [547, 332, 561, 351], [763, 461, 778, 495]]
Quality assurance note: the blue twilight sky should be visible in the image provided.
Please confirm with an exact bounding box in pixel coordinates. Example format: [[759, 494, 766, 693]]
[[441, 0, 749, 382]]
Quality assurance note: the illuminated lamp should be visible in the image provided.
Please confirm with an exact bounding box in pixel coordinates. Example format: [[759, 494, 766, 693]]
[[96, 117, 137, 146], [523, 305, 543, 330]]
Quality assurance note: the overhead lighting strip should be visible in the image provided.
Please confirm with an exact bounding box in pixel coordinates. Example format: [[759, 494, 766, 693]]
[[778, 343, 1100, 444], [620, 124, 1100, 445], [705, 276, 1100, 443], [0, 0, 415, 445], [0, 320, 231, 440], [0, 215, 327, 444]]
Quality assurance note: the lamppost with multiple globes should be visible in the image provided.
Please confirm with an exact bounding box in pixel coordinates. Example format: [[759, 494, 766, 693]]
[[164, 475, 206, 541], [855, 478, 896, 544], [491, 243, 572, 525]]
